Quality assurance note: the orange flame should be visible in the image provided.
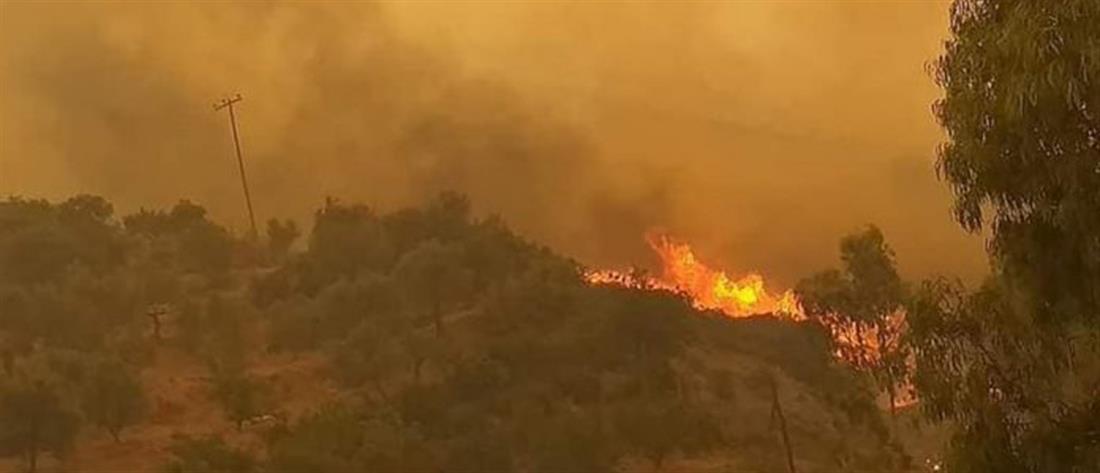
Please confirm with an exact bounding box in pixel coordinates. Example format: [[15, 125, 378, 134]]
[[586, 232, 916, 409], [586, 232, 805, 320]]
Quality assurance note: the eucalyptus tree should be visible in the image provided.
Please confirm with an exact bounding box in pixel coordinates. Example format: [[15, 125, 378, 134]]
[[908, 1, 1100, 470]]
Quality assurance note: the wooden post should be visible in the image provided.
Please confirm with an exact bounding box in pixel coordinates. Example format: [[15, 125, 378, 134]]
[[770, 374, 797, 473], [214, 94, 258, 240]]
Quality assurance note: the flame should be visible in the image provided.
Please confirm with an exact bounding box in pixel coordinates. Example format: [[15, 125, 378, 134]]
[[586, 232, 805, 320], [585, 232, 917, 409]]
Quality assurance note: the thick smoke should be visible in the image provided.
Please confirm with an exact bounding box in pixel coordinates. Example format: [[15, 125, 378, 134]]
[[0, 1, 984, 285]]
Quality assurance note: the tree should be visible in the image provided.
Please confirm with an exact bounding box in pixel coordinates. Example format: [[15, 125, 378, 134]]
[[795, 226, 907, 415], [613, 398, 722, 469], [393, 240, 473, 336], [307, 198, 393, 281], [0, 379, 80, 472], [914, 1, 1100, 470], [164, 435, 257, 473], [531, 412, 615, 473], [0, 195, 125, 285], [81, 359, 147, 442], [202, 294, 250, 376], [123, 200, 234, 276], [266, 218, 300, 263], [212, 371, 266, 431]]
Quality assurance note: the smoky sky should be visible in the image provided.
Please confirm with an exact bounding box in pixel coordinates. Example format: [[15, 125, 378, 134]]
[[0, 1, 986, 287]]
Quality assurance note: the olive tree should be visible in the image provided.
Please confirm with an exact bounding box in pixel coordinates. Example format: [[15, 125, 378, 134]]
[[0, 378, 80, 472]]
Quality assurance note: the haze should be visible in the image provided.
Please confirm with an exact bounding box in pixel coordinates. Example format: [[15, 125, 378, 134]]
[[0, 1, 984, 287]]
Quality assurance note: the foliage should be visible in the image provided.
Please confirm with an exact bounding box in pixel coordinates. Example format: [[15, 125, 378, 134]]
[[0, 375, 80, 472], [920, 0, 1100, 471], [199, 294, 253, 374], [247, 192, 903, 471], [0, 195, 126, 285], [613, 398, 723, 468], [163, 435, 257, 473], [265, 405, 435, 473], [306, 198, 393, 285], [0, 191, 906, 471], [796, 225, 908, 412], [393, 239, 473, 336], [0, 266, 145, 353], [212, 371, 267, 431], [123, 200, 235, 276], [80, 358, 146, 441], [908, 278, 1100, 472], [265, 218, 300, 263]]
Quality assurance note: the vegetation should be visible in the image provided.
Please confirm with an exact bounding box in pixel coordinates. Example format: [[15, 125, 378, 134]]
[[81, 358, 147, 442], [265, 219, 300, 264], [905, 0, 1100, 471], [796, 225, 908, 415], [164, 436, 257, 473], [248, 193, 904, 472], [0, 193, 903, 472], [0, 375, 80, 473], [10, 8, 1099, 462], [212, 371, 267, 431]]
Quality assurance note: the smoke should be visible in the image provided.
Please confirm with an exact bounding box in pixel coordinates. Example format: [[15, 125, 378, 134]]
[[0, 1, 985, 285]]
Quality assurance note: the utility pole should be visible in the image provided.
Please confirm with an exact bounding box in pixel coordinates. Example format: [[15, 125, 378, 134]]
[[769, 374, 797, 473], [214, 93, 258, 239]]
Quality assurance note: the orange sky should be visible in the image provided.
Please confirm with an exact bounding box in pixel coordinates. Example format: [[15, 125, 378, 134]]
[[0, 1, 984, 286]]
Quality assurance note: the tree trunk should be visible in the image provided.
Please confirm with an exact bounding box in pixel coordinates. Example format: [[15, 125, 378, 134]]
[[151, 314, 162, 341], [1, 350, 12, 376], [432, 299, 443, 337], [27, 443, 38, 473], [373, 380, 391, 406], [887, 380, 897, 418], [413, 357, 424, 385]]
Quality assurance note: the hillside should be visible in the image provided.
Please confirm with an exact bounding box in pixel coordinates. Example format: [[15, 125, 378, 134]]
[[0, 194, 920, 472]]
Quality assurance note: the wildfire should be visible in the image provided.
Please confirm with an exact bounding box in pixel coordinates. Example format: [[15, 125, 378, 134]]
[[586, 232, 805, 320], [586, 232, 917, 409]]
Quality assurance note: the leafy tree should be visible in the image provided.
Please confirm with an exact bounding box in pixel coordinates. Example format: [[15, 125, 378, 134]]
[[163, 435, 257, 473], [393, 240, 473, 336], [0, 195, 125, 285], [912, 0, 1100, 471], [265, 218, 300, 263], [81, 359, 146, 442], [250, 194, 907, 471], [601, 288, 692, 387], [264, 405, 366, 473], [531, 412, 615, 473], [379, 191, 474, 257], [796, 226, 908, 414], [123, 200, 234, 276], [202, 294, 251, 376], [459, 215, 532, 292], [212, 371, 267, 431], [0, 378, 80, 473], [307, 198, 393, 282], [613, 399, 722, 469], [265, 404, 437, 473], [329, 324, 403, 403]]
